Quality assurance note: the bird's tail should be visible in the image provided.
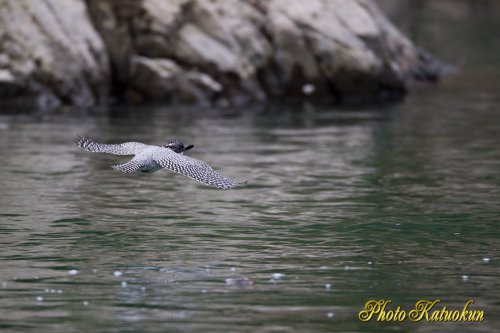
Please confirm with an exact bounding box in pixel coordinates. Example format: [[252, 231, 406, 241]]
[[73, 136, 96, 151]]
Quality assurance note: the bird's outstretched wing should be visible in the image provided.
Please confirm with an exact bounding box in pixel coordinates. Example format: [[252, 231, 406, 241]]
[[111, 159, 146, 173], [152, 148, 248, 190], [73, 136, 149, 156]]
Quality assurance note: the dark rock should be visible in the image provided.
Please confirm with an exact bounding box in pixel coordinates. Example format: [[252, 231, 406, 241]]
[[0, 0, 448, 109], [0, 0, 109, 109], [130, 56, 222, 106]]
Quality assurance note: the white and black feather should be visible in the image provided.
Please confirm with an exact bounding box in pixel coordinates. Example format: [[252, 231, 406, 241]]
[[74, 136, 247, 190], [151, 147, 247, 189], [73, 136, 149, 156]]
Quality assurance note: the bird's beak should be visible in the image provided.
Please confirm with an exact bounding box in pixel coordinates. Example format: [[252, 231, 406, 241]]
[[185, 144, 194, 151]]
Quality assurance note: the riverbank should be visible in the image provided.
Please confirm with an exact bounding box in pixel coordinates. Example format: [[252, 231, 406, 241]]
[[0, 0, 448, 110]]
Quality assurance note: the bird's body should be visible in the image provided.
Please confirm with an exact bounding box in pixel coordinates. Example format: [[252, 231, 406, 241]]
[[73, 136, 247, 189], [119, 146, 163, 174]]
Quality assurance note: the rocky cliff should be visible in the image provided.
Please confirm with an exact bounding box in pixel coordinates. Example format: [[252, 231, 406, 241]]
[[0, 0, 446, 109]]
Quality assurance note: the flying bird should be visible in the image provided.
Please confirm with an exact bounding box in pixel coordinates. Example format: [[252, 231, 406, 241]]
[[73, 136, 248, 189]]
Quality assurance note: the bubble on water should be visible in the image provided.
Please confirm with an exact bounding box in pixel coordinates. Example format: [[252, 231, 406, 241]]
[[83, 301, 89, 306], [50, 289, 56, 293], [230, 267, 236, 272], [482, 258, 491, 263], [368, 261, 373, 265], [141, 286, 146, 291], [202, 290, 207, 294], [44, 288, 49, 293], [57, 290, 63, 294], [36, 296, 44, 302], [92, 269, 97, 273], [327, 312, 334, 319], [302, 83, 315, 95], [225, 277, 253, 287], [121, 281, 127, 288], [68, 269, 79, 275], [159, 267, 175, 273], [319, 266, 328, 270], [325, 283, 332, 290], [462, 275, 469, 281], [114, 271, 123, 277], [270, 273, 286, 281]]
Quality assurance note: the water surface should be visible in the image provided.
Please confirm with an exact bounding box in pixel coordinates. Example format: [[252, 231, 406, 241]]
[[1, 2, 500, 332], [1, 87, 499, 332]]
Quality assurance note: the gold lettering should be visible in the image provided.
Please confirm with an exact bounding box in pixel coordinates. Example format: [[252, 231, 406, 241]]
[[445, 307, 455, 321], [377, 306, 406, 322], [358, 300, 390, 322], [408, 300, 440, 321], [470, 310, 484, 322], [395, 306, 406, 321], [359, 299, 484, 323], [429, 310, 440, 321], [375, 300, 391, 321], [439, 306, 448, 321]]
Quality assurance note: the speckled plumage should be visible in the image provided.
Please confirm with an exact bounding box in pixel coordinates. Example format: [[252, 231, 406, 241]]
[[73, 136, 248, 190]]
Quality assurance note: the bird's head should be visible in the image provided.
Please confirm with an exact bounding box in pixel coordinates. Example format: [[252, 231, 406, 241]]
[[165, 139, 194, 154]]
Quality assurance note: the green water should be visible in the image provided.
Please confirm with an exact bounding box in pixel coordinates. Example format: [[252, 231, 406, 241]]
[[1, 86, 499, 332], [1, 2, 500, 332]]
